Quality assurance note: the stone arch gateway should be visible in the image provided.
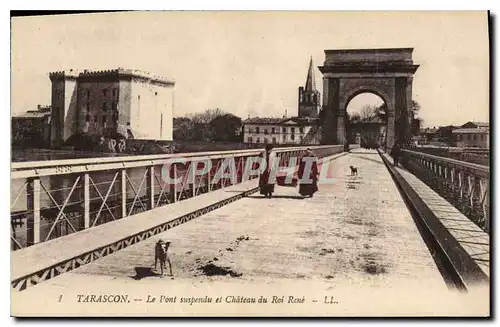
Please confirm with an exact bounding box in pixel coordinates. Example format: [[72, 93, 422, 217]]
[[318, 48, 419, 150]]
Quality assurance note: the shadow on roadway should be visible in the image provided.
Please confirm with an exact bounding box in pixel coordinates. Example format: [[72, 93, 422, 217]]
[[131, 266, 158, 280]]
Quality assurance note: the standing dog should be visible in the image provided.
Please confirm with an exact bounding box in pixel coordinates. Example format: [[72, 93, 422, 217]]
[[349, 166, 358, 176], [154, 240, 173, 276]]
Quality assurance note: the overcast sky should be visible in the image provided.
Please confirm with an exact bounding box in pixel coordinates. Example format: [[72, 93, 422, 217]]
[[11, 11, 489, 127]]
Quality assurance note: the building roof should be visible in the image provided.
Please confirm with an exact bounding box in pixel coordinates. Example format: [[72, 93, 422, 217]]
[[13, 106, 51, 119], [243, 117, 284, 125], [452, 128, 490, 134], [461, 121, 489, 128], [283, 117, 318, 125], [13, 112, 50, 119], [243, 116, 317, 126], [49, 68, 175, 86]]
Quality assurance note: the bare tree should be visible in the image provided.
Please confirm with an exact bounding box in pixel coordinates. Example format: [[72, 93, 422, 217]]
[[359, 105, 377, 121], [190, 108, 225, 124], [176, 108, 229, 142], [411, 100, 421, 117], [348, 112, 362, 124]]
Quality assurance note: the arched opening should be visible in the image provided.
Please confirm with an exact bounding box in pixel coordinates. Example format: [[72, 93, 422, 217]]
[[345, 92, 388, 149]]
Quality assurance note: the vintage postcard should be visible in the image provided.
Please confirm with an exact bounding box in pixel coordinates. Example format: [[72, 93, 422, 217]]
[[10, 11, 490, 317]]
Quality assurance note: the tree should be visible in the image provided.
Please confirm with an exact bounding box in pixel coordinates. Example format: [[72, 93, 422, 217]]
[[189, 108, 226, 141], [210, 114, 242, 142], [173, 108, 233, 142], [347, 112, 362, 124], [173, 117, 194, 141], [190, 108, 225, 125], [374, 100, 421, 123], [411, 117, 422, 136], [411, 100, 421, 118], [375, 103, 388, 123], [359, 105, 377, 121]]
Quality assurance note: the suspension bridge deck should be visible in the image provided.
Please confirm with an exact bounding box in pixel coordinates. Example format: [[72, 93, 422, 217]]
[[12, 150, 458, 306], [11, 149, 491, 316], [54, 149, 446, 284]]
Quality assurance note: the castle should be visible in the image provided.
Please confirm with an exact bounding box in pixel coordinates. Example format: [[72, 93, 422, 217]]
[[49, 68, 175, 147]]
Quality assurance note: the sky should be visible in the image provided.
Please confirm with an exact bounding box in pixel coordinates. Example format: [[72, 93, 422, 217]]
[[11, 11, 489, 127]]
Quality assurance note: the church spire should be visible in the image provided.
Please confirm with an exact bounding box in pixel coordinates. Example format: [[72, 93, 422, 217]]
[[305, 56, 316, 92]]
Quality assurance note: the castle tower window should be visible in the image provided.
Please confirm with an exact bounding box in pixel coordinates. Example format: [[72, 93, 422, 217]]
[[102, 102, 108, 112], [103, 89, 108, 97], [94, 115, 98, 123], [112, 89, 117, 97]]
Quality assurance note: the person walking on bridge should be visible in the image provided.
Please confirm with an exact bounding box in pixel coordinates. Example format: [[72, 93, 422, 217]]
[[297, 148, 319, 198], [259, 144, 277, 198], [391, 142, 402, 167]]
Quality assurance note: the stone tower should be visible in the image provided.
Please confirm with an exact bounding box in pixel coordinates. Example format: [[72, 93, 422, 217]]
[[298, 57, 320, 118], [49, 70, 80, 147]]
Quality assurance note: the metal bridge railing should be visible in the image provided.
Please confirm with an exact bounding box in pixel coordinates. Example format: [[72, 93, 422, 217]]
[[11, 145, 344, 251], [400, 149, 490, 233]]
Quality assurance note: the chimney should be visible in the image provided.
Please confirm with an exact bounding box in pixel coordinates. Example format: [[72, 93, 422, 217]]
[[285, 109, 287, 118]]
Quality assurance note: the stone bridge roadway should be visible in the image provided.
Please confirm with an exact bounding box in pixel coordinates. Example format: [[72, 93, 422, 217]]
[[14, 149, 486, 316]]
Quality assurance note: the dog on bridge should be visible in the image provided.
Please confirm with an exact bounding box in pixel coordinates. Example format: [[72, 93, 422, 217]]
[[154, 239, 173, 276], [349, 166, 359, 176]]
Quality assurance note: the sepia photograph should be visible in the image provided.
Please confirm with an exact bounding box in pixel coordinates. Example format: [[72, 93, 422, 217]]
[[9, 10, 490, 317]]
